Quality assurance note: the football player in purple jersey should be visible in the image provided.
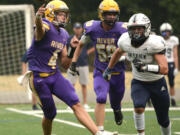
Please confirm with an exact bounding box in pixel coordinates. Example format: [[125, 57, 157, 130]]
[[70, 0, 127, 131], [26, 0, 117, 135]]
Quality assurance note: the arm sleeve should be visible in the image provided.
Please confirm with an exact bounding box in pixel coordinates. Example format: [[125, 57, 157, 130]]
[[42, 21, 50, 31]]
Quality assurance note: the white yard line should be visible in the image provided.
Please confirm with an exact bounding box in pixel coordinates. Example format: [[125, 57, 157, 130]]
[[174, 132, 180, 135], [171, 118, 180, 120], [7, 108, 84, 128], [7, 107, 180, 114], [6, 107, 136, 135]]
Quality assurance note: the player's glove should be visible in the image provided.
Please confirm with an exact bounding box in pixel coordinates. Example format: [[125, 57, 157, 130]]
[[133, 59, 146, 72], [174, 68, 178, 76], [103, 67, 113, 81], [69, 62, 79, 76]]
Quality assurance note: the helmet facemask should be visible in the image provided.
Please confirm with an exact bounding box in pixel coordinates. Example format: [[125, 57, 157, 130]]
[[161, 30, 171, 39], [128, 25, 150, 48], [53, 10, 70, 28], [102, 11, 119, 26]]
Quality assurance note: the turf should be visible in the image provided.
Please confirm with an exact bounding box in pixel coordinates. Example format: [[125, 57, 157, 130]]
[[0, 103, 180, 135]]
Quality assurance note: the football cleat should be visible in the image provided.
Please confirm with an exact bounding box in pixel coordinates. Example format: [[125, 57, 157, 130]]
[[113, 109, 123, 125]]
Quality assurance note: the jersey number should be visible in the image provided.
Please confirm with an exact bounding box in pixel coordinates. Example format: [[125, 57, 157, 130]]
[[48, 49, 60, 69], [166, 48, 172, 59], [96, 44, 116, 62]]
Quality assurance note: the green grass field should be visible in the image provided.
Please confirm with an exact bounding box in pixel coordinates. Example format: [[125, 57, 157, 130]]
[[0, 103, 180, 135]]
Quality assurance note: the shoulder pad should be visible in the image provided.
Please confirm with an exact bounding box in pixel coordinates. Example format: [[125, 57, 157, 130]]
[[170, 35, 179, 45], [83, 20, 97, 36], [115, 22, 128, 34], [147, 35, 166, 54], [121, 22, 128, 29], [84, 20, 95, 27], [118, 32, 129, 50]]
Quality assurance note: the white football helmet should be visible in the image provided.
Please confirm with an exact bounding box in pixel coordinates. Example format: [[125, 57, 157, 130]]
[[160, 22, 173, 33], [128, 13, 151, 38], [127, 13, 151, 47]]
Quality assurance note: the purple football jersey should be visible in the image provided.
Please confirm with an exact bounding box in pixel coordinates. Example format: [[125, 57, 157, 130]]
[[27, 18, 69, 73], [84, 20, 127, 72]]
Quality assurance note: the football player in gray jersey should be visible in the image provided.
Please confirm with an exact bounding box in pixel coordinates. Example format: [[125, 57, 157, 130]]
[[103, 13, 171, 135], [160, 23, 179, 106]]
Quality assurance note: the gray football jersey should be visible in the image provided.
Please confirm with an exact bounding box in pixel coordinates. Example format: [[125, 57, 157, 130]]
[[164, 35, 179, 62], [118, 32, 166, 81]]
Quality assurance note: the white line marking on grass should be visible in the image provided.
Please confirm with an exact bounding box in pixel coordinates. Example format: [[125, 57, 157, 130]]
[[174, 132, 180, 134], [171, 118, 180, 120], [6, 108, 84, 128], [8, 107, 180, 114], [6, 108, 136, 135]]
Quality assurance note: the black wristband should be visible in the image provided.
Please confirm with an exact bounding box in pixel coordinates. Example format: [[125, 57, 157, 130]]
[[71, 62, 76, 68], [67, 46, 76, 59]]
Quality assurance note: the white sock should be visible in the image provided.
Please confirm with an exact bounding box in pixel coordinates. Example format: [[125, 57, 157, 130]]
[[138, 132, 145, 135], [95, 131, 102, 135], [170, 96, 175, 99], [160, 123, 171, 135], [133, 112, 145, 131], [98, 126, 104, 131]]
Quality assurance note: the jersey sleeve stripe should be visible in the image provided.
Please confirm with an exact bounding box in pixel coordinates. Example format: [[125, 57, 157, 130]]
[[43, 24, 50, 30]]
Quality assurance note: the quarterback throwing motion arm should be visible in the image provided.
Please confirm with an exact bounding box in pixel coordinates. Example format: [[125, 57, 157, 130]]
[[35, 3, 77, 70]]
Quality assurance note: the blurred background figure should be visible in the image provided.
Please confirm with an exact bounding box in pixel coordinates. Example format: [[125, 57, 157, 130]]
[[67, 22, 95, 109], [19, 52, 39, 110], [160, 22, 179, 106]]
